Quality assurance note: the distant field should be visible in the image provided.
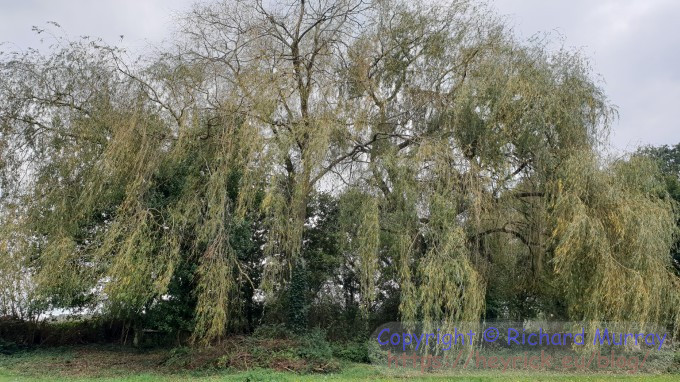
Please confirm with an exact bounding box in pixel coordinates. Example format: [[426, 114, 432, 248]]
[[1, 346, 678, 381]]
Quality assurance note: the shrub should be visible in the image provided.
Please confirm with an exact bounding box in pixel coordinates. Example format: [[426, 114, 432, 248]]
[[332, 341, 370, 363], [163, 346, 192, 367], [296, 328, 332, 362], [0, 338, 19, 355], [252, 324, 293, 340]]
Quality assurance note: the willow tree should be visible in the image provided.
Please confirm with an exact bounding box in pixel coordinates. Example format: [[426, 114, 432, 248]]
[[1, 0, 678, 344]]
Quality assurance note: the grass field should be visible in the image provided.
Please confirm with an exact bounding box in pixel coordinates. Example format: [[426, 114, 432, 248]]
[[1, 346, 678, 381]]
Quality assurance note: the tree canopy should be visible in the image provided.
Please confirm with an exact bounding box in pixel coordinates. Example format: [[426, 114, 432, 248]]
[[0, 0, 678, 344]]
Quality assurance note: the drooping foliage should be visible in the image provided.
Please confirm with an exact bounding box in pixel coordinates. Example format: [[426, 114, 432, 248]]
[[0, 0, 678, 344], [551, 152, 679, 326], [638, 143, 680, 274]]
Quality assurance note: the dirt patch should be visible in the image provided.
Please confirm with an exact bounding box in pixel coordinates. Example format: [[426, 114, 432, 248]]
[[1, 346, 168, 377], [1, 335, 340, 378]]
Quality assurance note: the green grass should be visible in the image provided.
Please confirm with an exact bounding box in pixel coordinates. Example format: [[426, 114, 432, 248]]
[[0, 346, 678, 381], [1, 368, 679, 382]]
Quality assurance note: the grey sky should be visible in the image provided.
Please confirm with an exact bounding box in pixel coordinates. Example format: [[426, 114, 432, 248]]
[[1, 0, 678, 153]]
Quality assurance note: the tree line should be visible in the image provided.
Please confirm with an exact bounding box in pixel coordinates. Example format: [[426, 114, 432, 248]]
[[0, 0, 678, 345]]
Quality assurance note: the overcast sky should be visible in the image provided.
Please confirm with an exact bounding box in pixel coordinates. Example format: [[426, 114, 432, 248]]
[[1, 0, 678, 153]]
